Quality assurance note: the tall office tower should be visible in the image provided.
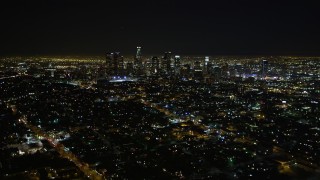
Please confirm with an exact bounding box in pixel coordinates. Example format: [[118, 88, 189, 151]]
[[204, 56, 210, 74], [206, 62, 213, 75], [151, 56, 160, 74], [235, 63, 243, 77], [135, 46, 142, 63], [162, 52, 172, 75], [213, 66, 222, 80], [44, 63, 56, 78], [134, 46, 142, 75], [126, 62, 134, 76], [194, 61, 202, 71], [174, 55, 181, 75], [261, 60, 268, 79], [106, 52, 124, 76], [205, 56, 209, 65], [194, 61, 203, 79], [181, 64, 191, 78]]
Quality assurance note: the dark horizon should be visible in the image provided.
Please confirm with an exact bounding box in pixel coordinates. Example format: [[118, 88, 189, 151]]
[[2, 52, 320, 58], [1, 0, 319, 56]]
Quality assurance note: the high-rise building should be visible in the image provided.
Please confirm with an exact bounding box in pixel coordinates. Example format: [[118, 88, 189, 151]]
[[205, 56, 209, 65], [162, 52, 172, 75], [135, 47, 142, 62], [106, 52, 124, 76], [206, 62, 213, 75], [204, 56, 210, 74], [261, 59, 268, 79], [44, 63, 56, 78], [174, 55, 181, 75], [194, 61, 202, 71], [151, 56, 160, 74], [235, 63, 243, 77], [126, 62, 134, 76], [134, 46, 142, 75], [213, 66, 222, 80], [181, 64, 191, 78], [221, 63, 229, 78], [194, 61, 203, 79]]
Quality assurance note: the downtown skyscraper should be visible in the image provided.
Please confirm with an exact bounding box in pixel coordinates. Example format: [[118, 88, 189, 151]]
[[134, 47, 143, 76], [106, 52, 124, 77]]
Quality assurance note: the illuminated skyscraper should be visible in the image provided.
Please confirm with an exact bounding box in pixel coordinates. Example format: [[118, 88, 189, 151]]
[[174, 55, 181, 75], [235, 63, 243, 77], [261, 59, 268, 79], [206, 62, 213, 75], [151, 56, 159, 74], [106, 52, 124, 76], [204, 56, 209, 74], [135, 47, 142, 61], [194, 61, 203, 79], [162, 52, 172, 75], [134, 46, 142, 75], [205, 56, 209, 65]]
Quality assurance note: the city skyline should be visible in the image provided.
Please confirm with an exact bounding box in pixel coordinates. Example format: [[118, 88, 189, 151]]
[[1, 0, 320, 56], [1, 55, 320, 179], [1, 1, 320, 178]]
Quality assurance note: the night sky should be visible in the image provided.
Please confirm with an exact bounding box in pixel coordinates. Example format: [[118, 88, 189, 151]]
[[1, 0, 319, 56]]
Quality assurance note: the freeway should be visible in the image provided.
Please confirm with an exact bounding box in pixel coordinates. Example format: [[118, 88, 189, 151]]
[[273, 146, 320, 173]]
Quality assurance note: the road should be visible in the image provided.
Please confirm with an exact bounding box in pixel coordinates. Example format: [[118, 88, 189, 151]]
[[19, 115, 105, 180]]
